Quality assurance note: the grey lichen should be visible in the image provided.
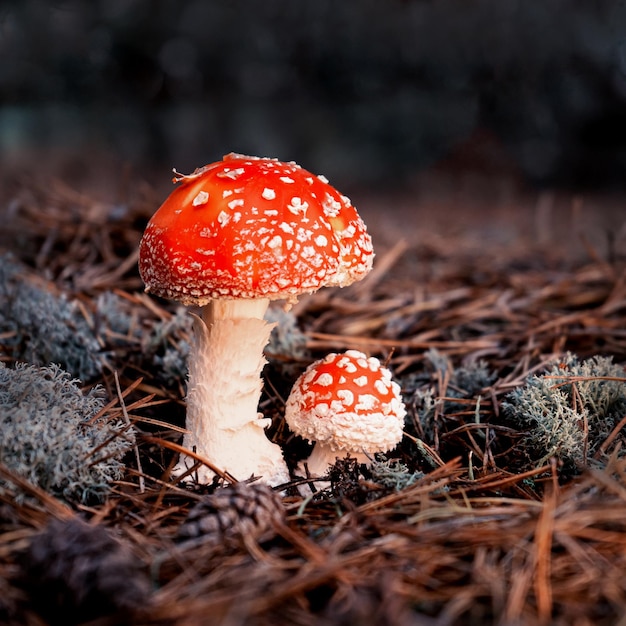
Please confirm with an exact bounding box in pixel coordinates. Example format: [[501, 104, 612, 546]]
[[403, 348, 496, 443], [450, 359, 496, 399], [369, 457, 424, 491], [0, 362, 133, 503], [502, 353, 626, 472], [409, 386, 440, 444], [143, 307, 192, 385], [95, 291, 192, 386], [265, 304, 309, 376], [94, 291, 138, 345], [0, 254, 104, 380], [422, 348, 496, 400]]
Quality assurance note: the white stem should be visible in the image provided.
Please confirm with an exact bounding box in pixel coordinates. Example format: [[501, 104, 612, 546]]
[[174, 298, 290, 486], [301, 443, 370, 477]]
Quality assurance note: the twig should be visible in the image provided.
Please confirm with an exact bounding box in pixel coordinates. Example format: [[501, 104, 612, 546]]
[[114, 370, 145, 493]]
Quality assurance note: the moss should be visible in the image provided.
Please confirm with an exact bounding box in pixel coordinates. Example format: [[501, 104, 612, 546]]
[[143, 307, 192, 386], [402, 348, 496, 444], [370, 457, 424, 491], [265, 304, 309, 378], [0, 254, 104, 380], [0, 362, 133, 503], [503, 353, 626, 473]]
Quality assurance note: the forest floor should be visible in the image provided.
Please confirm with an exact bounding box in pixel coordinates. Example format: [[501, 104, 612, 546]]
[[0, 163, 625, 625]]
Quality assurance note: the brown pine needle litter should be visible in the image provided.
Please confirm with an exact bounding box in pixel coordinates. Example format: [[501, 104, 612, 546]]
[[0, 173, 625, 625]]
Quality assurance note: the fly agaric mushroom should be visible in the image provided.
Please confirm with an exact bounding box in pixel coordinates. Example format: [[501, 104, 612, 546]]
[[139, 154, 374, 486], [285, 350, 406, 477]]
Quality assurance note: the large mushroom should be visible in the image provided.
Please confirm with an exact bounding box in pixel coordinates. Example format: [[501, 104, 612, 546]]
[[139, 153, 374, 485], [285, 350, 406, 478]]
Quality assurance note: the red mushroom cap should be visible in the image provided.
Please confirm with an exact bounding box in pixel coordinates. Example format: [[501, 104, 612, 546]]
[[284, 350, 406, 454], [139, 153, 374, 305]]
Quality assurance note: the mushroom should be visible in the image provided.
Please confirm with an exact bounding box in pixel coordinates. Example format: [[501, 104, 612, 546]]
[[284, 350, 406, 477], [139, 154, 374, 486]]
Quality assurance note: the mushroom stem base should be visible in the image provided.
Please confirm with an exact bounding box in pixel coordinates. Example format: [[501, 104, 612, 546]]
[[174, 298, 290, 486], [301, 443, 371, 478]]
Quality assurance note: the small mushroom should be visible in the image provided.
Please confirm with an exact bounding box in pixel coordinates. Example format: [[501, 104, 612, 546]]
[[139, 154, 374, 485], [285, 350, 406, 477]]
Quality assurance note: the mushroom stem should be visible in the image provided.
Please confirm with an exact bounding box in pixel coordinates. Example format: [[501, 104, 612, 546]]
[[174, 297, 290, 486], [302, 443, 370, 478]]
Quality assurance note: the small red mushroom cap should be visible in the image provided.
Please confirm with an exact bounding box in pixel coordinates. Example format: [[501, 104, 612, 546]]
[[284, 350, 406, 454], [139, 153, 374, 305]]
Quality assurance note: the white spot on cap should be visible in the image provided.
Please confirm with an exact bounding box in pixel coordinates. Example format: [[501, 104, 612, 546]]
[[228, 198, 244, 210], [217, 211, 230, 226], [315, 403, 330, 417], [368, 359, 382, 372], [316, 373, 334, 387], [374, 379, 390, 395], [288, 197, 308, 216], [315, 234, 328, 247], [354, 375, 368, 387], [337, 356, 357, 372], [337, 389, 354, 406], [322, 193, 341, 218], [262, 187, 276, 200], [267, 235, 282, 249], [356, 394, 378, 411], [280, 176, 295, 184], [297, 228, 312, 243], [218, 167, 245, 179], [192, 190, 209, 206], [330, 400, 344, 412]]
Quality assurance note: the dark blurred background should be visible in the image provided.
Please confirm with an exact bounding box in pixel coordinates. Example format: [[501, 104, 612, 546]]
[[2, 0, 626, 192]]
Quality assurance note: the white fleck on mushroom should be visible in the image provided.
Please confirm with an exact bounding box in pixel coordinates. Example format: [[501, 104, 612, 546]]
[[284, 350, 406, 478], [192, 190, 209, 206], [228, 198, 244, 210], [262, 188, 276, 200], [139, 154, 374, 486]]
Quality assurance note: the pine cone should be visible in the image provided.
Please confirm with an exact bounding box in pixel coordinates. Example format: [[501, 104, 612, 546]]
[[176, 481, 286, 545], [21, 517, 151, 625]]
